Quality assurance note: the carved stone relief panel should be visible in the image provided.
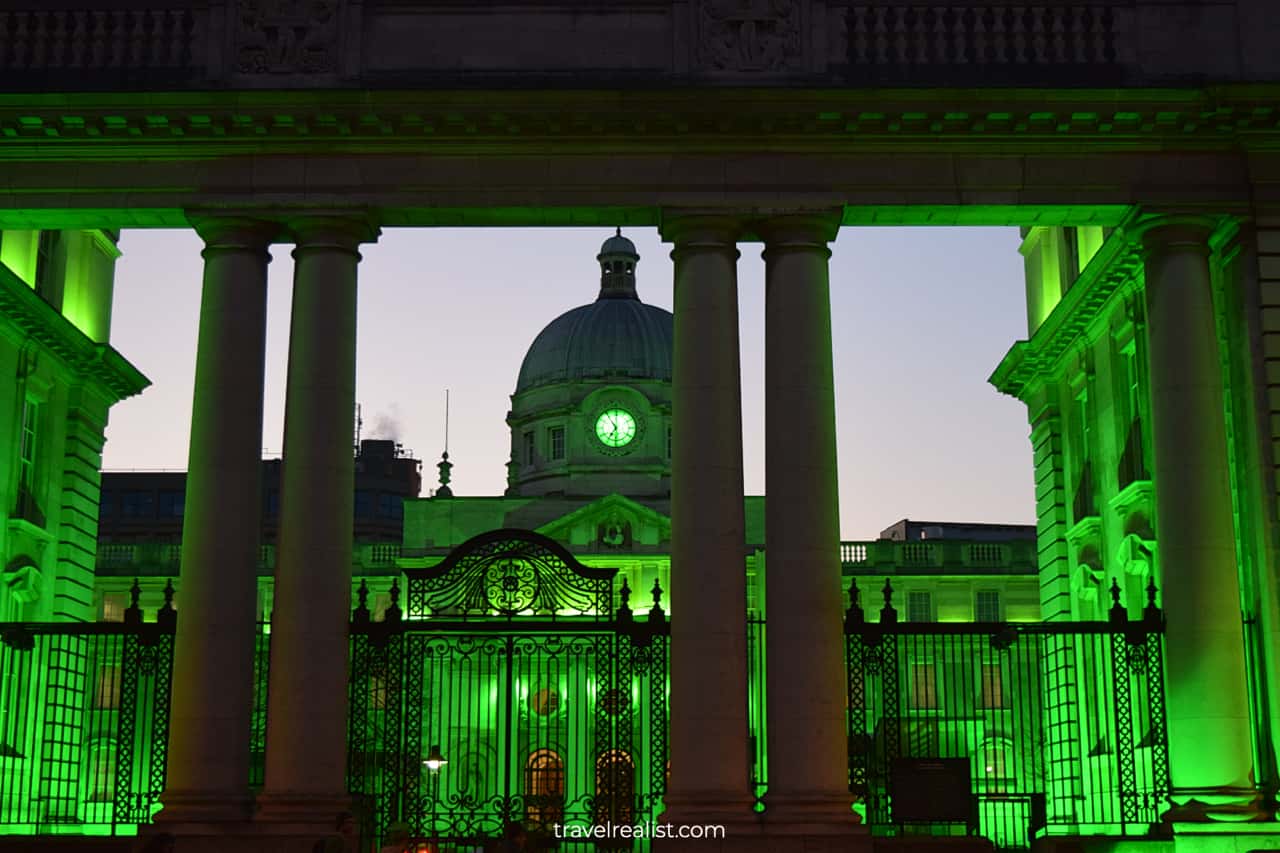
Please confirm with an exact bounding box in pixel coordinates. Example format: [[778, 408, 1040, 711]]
[[696, 0, 803, 73], [234, 0, 341, 74]]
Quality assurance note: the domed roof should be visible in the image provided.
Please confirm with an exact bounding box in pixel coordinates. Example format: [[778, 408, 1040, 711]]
[[516, 298, 673, 393], [598, 231, 638, 259]]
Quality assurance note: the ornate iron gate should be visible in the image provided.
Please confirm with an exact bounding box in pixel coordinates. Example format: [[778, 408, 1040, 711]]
[[348, 530, 669, 849], [846, 579, 1170, 850]]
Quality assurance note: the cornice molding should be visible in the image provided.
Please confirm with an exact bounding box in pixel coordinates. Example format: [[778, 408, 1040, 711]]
[[990, 224, 1143, 399], [0, 266, 150, 403], [0, 89, 1277, 158]]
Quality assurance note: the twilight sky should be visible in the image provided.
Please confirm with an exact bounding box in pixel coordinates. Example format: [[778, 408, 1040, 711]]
[[103, 226, 1035, 540]]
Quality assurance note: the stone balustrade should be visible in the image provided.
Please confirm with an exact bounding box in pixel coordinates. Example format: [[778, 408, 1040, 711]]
[[0, 0, 1273, 90]]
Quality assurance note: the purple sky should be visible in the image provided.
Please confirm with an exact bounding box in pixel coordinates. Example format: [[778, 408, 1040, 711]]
[[103, 226, 1034, 540]]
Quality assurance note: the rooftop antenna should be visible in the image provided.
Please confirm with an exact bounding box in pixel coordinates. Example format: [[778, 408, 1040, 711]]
[[354, 403, 363, 454], [436, 389, 453, 498]]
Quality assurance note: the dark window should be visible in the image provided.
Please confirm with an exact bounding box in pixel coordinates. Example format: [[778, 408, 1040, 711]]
[[549, 427, 565, 461], [158, 490, 185, 518], [19, 397, 39, 490], [265, 490, 279, 517], [121, 491, 155, 518], [34, 230, 59, 300], [524, 431, 535, 465], [354, 490, 372, 518], [377, 493, 395, 518], [975, 590, 1001, 622], [907, 591, 932, 623]]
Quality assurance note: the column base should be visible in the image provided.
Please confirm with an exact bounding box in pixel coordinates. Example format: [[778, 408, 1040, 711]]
[[253, 791, 351, 829], [134, 822, 354, 853], [764, 792, 865, 836], [655, 828, 870, 853], [1172, 822, 1280, 853], [154, 790, 255, 824], [1165, 788, 1267, 823], [662, 790, 762, 834]]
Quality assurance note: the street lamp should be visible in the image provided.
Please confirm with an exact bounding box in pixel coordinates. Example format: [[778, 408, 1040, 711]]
[[422, 746, 448, 852], [423, 745, 449, 772]]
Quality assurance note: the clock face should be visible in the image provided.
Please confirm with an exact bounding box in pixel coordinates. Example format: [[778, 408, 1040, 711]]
[[595, 408, 637, 448]]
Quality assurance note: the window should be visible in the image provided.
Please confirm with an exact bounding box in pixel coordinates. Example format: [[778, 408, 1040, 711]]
[[1122, 342, 1141, 425], [667, 426, 672, 458], [980, 663, 1006, 709], [549, 426, 565, 461], [101, 593, 126, 623], [975, 590, 1001, 622], [909, 662, 938, 709], [158, 490, 184, 518], [19, 397, 39, 490], [595, 749, 636, 826], [354, 490, 372, 518], [525, 749, 565, 827], [977, 740, 1013, 783], [121, 490, 155, 518], [34, 230, 58, 300], [524, 431, 535, 465], [86, 744, 116, 803], [907, 591, 932, 623], [93, 665, 121, 710]]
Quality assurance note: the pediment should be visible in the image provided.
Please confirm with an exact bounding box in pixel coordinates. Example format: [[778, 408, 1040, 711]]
[[535, 494, 670, 551]]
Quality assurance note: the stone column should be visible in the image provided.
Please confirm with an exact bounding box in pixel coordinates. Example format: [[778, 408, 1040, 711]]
[[660, 214, 756, 828], [160, 217, 276, 824], [257, 215, 378, 825], [1139, 219, 1257, 817], [760, 213, 857, 834]]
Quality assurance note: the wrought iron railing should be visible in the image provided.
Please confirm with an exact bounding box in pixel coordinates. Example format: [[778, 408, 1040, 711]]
[[845, 578, 1169, 850], [0, 588, 174, 836]]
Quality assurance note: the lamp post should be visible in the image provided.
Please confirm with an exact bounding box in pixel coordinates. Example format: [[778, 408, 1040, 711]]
[[422, 745, 448, 853]]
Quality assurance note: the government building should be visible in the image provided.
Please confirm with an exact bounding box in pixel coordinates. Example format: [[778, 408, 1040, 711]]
[[1, 3, 1279, 853]]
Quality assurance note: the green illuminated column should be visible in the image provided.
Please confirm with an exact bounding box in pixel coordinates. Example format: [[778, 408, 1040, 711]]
[[257, 215, 378, 825], [660, 214, 756, 828], [1139, 218, 1257, 818], [760, 213, 858, 834], [159, 217, 276, 824]]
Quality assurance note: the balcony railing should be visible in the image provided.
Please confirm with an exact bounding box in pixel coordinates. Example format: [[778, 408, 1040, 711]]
[[95, 542, 399, 573], [840, 539, 1036, 573]]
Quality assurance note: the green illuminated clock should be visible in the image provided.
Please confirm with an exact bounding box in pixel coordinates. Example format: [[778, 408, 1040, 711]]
[[595, 408, 637, 448]]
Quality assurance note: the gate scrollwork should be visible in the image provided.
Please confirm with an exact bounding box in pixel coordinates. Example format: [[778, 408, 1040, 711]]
[[405, 529, 615, 619]]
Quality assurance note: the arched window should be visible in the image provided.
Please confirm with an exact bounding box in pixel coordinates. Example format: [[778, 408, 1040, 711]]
[[594, 749, 635, 826], [525, 748, 565, 828], [975, 739, 1014, 791]]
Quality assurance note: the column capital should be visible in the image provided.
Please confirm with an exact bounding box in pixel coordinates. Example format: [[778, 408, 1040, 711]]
[[659, 211, 744, 247], [756, 210, 842, 254], [288, 213, 381, 255], [185, 214, 281, 254], [1124, 213, 1222, 255]]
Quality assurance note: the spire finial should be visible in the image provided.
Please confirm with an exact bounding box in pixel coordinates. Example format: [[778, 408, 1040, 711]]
[[616, 226, 621, 237], [436, 389, 454, 498]]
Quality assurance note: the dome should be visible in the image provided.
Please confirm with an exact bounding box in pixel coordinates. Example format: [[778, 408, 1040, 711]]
[[516, 298, 673, 393]]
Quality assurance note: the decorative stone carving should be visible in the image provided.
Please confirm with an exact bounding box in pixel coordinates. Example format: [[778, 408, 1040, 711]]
[[697, 0, 802, 72], [235, 0, 341, 74]]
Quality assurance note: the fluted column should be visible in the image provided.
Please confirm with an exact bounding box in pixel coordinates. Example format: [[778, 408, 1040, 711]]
[[660, 214, 756, 828], [257, 215, 378, 824], [1139, 218, 1257, 818], [159, 216, 276, 824], [760, 213, 857, 834]]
